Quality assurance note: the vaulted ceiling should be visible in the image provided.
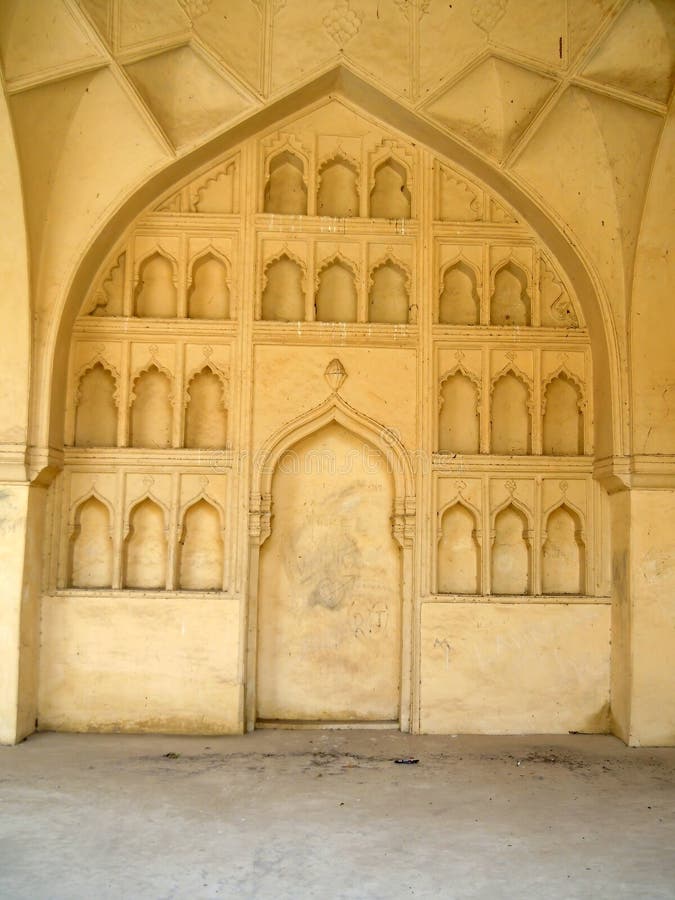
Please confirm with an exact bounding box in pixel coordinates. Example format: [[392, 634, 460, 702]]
[[1, 0, 674, 334]]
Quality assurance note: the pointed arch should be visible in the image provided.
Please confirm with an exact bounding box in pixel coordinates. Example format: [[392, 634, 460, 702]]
[[187, 246, 231, 319], [437, 497, 482, 595], [317, 152, 360, 218], [490, 257, 531, 326], [438, 256, 481, 325], [260, 250, 306, 321], [315, 253, 359, 323], [542, 500, 586, 595], [368, 255, 411, 324]]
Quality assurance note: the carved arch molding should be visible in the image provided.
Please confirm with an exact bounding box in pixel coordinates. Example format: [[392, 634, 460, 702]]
[[43, 89, 612, 735]]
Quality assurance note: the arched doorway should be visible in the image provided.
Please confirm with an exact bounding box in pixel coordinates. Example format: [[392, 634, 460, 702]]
[[257, 421, 401, 724]]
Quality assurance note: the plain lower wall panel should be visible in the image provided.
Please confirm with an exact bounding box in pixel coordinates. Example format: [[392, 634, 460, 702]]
[[420, 602, 610, 734], [38, 594, 243, 734]]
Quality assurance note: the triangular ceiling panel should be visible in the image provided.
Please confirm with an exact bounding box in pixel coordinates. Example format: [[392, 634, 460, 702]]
[[424, 57, 557, 162], [0, 0, 105, 86], [489, 0, 566, 69], [77, 0, 112, 45], [124, 45, 253, 148], [582, 0, 675, 103], [192, 0, 264, 94], [118, 0, 190, 53], [566, 0, 618, 63]]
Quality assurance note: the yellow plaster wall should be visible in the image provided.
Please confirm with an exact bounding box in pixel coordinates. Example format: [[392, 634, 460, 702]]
[[420, 603, 611, 734], [39, 594, 243, 733]]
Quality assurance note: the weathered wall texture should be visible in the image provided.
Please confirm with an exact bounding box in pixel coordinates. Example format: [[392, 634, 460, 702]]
[[0, 0, 673, 745]]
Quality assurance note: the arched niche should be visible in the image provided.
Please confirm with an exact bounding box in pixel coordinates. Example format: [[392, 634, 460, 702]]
[[187, 253, 230, 319], [74, 362, 118, 447], [134, 252, 177, 318], [438, 371, 480, 454], [542, 504, 585, 595], [438, 261, 480, 325], [129, 365, 173, 449], [248, 393, 415, 732], [490, 261, 530, 326], [123, 498, 167, 590], [491, 503, 530, 595], [370, 158, 411, 219], [48, 72, 620, 469], [491, 371, 531, 455], [317, 155, 359, 217], [437, 502, 480, 594], [264, 150, 307, 215], [543, 373, 584, 456], [178, 499, 224, 591], [315, 258, 358, 323], [69, 495, 113, 588], [261, 254, 305, 321], [369, 260, 409, 324], [184, 367, 228, 449]]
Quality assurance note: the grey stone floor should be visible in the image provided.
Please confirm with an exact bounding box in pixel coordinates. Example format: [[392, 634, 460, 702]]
[[1, 730, 674, 899]]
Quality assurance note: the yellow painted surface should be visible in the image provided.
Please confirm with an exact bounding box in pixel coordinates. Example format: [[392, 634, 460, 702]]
[[0, 2, 673, 745], [420, 603, 610, 734], [39, 595, 243, 733]]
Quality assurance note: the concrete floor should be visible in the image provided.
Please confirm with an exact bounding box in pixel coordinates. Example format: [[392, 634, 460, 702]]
[[0, 731, 673, 899]]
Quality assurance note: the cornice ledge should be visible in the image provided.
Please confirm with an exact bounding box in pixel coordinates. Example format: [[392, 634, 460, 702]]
[[594, 454, 675, 492]]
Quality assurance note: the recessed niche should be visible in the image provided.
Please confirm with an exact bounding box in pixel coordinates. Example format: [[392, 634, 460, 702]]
[[261, 255, 305, 321], [88, 253, 125, 316], [188, 255, 229, 319], [491, 373, 531, 455], [439, 262, 479, 325], [438, 171, 481, 222], [438, 373, 480, 454], [69, 497, 113, 588], [542, 505, 584, 594], [370, 159, 411, 219], [437, 504, 480, 594], [490, 262, 530, 326], [543, 375, 583, 455], [491, 505, 529, 595], [264, 151, 307, 215], [194, 165, 236, 213], [369, 261, 409, 324], [74, 363, 118, 447], [178, 499, 224, 590], [317, 156, 359, 217], [184, 368, 228, 449], [129, 366, 173, 449], [315, 260, 357, 323], [123, 499, 167, 589], [134, 253, 177, 318]]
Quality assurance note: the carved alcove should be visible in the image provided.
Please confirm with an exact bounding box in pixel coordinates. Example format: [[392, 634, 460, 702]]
[[542, 503, 585, 595], [129, 364, 173, 449], [317, 155, 359, 218], [187, 252, 230, 320], [134, 252, 178, 318], [490, 369, 532, 454], [315, 257, 358, 323], [178, 499, 224, 591], [437, 501, 481, 594], [438, 261, 480, 325], [86, 252, 125, 317], [438, 369, 480, 454], [370, 158, 411, 219], [69, 495, 113, 589], [490, 261, 531, 326], [437, 166, 482, 222], [264, 150, 308, 215], [192, 162, 237, 213], [184, 366, 228, 449], [368, 259, 410, 324], [542, 372, 584, 456], [261, 253, 306, 321], [491, 503, 531, 595], [123, 498, 167, 589], [74, 362, 119, 447]]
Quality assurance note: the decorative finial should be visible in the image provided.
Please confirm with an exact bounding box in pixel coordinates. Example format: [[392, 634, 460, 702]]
[[324, 358, 347, 393]]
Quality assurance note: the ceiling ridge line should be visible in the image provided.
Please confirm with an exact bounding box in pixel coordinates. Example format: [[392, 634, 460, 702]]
[[571, 76, 668, 118], [501, 0, 634, 170]]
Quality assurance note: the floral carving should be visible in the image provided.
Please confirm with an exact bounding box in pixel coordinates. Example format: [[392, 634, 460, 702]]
[[323, 0, 362, 47], [471, 0, 508, 34]]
